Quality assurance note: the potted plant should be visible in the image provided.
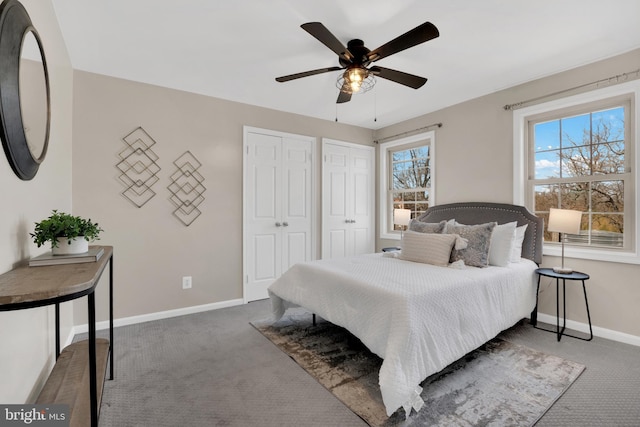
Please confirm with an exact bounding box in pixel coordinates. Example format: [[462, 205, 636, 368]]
[[31, 210, 103, 255]]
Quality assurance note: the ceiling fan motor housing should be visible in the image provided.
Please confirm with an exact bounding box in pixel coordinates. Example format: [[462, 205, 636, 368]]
[[340, 39, 371, 67]]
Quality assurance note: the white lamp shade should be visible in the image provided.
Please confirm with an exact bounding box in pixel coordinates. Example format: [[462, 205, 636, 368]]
[[547, 208, 582, 234], [393, 208, 411, 226]]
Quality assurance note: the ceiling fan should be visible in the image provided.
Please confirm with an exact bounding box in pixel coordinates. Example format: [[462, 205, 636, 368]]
[[275, 21, 439, 103]]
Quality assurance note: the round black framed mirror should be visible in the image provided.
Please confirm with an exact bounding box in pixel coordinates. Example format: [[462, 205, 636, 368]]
[[21, 30, 49, 164], [0, 0, 51, 180]]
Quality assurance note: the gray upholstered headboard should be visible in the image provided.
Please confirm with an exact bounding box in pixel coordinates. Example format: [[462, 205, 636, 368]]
[[416, 202, 544, 264]]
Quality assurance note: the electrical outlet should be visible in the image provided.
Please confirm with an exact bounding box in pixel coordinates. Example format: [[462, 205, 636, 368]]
[[182, 276, 192, 289]]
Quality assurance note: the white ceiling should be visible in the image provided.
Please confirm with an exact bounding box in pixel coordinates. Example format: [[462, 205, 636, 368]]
[[51, 0, 640, 129]]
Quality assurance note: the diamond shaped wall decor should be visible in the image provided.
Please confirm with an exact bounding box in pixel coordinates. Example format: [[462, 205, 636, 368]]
[[168, 151, 206, 226], [116, 127, 161, 208]]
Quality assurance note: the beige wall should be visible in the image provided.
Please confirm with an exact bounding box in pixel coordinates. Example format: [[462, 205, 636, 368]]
[[1, 2, 638, 404], [0, 0, 73, 403], [376, 48, 640, 338], [71, 71, 373, 324]]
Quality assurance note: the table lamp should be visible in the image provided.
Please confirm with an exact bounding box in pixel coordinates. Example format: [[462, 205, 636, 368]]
[[394, 208, 411, 244], [547, 207, 582, 274]]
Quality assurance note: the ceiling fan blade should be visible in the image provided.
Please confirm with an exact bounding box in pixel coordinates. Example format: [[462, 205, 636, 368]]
[[370, 66, 427, 89], [367, 22, 439, 62], [337, 89, 351, 104], [301, 22, 353, 62], [275, 66, 342, 82]]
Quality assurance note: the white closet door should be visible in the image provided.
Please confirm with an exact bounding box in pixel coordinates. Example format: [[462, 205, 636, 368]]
[[322, 140, 374, 259], [244, 127, 315, 302], [349, 146, 374, 256], [281, 137, 313, 272], [245, 132, 283, 302], [322, 143, 350, 259]]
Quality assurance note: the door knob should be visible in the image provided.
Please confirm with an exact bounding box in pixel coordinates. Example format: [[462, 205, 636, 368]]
[[283, 222, 289, 227], [275, 222, 282, 227]]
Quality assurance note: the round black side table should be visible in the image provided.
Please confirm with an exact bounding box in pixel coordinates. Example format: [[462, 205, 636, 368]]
[[533, 267, 593, 342]]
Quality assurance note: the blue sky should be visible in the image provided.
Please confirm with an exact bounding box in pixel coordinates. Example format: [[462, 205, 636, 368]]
[[533, 106, 625, 179]]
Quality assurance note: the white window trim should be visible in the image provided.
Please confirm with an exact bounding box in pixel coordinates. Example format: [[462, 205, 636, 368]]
[[379, 131, 435, 240], [513, 79, 640, 264]]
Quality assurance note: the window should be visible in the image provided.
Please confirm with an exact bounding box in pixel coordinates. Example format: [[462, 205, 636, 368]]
[[513, 79, 640, 263], [531, 104, 629, 248], [379, 131, 435, 239]]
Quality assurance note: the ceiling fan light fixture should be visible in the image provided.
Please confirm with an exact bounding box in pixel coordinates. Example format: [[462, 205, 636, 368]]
[[337, 66, 375, 95]]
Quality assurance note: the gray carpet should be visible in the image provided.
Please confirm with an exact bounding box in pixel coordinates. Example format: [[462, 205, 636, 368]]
[[252, 310, 585, 426], [89, 299, 640, 426]]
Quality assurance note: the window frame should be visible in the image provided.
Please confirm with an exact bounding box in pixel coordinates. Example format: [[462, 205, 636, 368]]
[[379, 131, 435, 240], [513, 79, 640, 264]]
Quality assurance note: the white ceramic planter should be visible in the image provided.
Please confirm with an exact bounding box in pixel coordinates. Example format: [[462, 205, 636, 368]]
[[52, 237, 89, 255]]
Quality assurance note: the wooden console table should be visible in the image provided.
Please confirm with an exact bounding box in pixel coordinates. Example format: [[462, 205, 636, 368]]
[[0, 246, 114, 427]]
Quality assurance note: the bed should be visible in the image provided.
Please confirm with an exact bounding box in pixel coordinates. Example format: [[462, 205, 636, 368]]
[[268, 202, 543, 418]]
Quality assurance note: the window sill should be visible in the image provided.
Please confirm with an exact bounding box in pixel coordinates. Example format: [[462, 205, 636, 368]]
[[380, 232, 402, 241], [543, 245, 640, 265]]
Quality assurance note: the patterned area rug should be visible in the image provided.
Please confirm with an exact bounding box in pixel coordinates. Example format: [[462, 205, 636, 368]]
[[252, 310, 586, 427]]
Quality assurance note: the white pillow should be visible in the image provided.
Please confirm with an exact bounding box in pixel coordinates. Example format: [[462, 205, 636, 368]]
[[399, 231, 457, 266], [510, 224, 528, 262], [489, 222, 517, 267]]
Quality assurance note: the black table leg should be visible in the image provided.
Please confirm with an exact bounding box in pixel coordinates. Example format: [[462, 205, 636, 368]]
[[560, 278, 567, 340], [88, 291, 98, 427], [556, 278, 561, 341], [581, 279, 593, 341], [109, 255, 114, 380], [531, 274, 541, 326], [55, 303, 60, 359]]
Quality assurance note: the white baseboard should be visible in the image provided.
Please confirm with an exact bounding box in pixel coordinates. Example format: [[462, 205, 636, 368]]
[[66, 298, 245, 345], [536, 313, 640, 347]]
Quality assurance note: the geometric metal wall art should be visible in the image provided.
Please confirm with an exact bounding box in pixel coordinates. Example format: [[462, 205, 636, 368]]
[[116, 127, 161, 208], [167, 151, 206, 226]]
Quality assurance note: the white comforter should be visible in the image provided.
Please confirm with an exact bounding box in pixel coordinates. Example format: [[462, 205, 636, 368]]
[[268, 253, 538, 417]]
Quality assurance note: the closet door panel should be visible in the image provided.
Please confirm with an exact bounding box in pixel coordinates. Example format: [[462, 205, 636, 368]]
[[286, 231, 308, 268], [253, 234, 278, 281], [327, 229, 347, 259]]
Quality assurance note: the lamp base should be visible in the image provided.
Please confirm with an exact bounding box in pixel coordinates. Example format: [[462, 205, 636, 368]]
[[552, 266, 574, 274]]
